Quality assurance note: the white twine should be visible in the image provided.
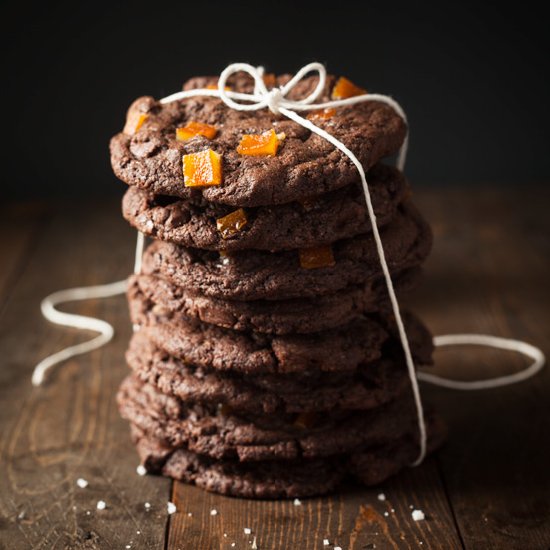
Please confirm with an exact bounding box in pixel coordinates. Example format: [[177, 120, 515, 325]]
[[32, 63, 545, 467], [423, 334, 545, 390], [31, 230, 145, 386], [31, 280, 127, 386], [134, 231, 145, 274]]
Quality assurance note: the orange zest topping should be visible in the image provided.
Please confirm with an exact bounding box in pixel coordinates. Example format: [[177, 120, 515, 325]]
[[123, 111, 148, 135], [262, 73, 277, 88], [176, 121, 218, 141], [331, 76, 367, 100], [299, 245, 336, 269], [216, 208, 248, 239], [237, 129, 282, 156], [307, 108, 336, 121], [182, 149, 222, 187]]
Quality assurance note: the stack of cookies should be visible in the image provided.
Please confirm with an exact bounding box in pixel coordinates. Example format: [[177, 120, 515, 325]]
[[111, 72, 445, 499]]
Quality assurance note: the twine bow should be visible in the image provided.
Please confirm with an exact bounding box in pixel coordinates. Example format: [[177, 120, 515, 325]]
[[218, 62, 328, 114]]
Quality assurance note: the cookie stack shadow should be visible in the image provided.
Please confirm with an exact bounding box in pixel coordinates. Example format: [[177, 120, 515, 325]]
[[112, 73, 446, 499]]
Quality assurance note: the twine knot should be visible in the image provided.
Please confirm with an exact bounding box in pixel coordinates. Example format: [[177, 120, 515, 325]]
[[265, 88, 284, 115], [216, 62, 327, 116]]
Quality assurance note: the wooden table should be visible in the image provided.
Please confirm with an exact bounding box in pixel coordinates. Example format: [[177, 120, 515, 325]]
[[1, 187, 549, 549]]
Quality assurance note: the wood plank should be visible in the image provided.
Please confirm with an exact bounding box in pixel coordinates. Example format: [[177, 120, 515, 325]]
[[168, 457, 462, 549], [1, 187, 548, 548], [0, 202, 48, 307], [410, 187, 550, 549], [0, 200, 171, 549]]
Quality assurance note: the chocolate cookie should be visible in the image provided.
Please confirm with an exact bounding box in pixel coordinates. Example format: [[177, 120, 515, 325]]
[[129, 314, 388, 375], [118, 374, 423, 462], [132, 428, 346, 499], [139, 202, 432, 301], [132, 413, 445, 499], [125, 330, 428, 415], [129, 296, 433, 375], [110, 73, 407, 207], [127, 267, 421, 336], [121, 164, 409, 251]]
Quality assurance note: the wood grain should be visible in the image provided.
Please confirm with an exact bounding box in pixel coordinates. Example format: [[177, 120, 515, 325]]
[[167, 456, 462, 549], [0, 203, 47, 309], [0, 187, 548, 549], [0, 201, 171, 549], [410, 188, 550, 550]]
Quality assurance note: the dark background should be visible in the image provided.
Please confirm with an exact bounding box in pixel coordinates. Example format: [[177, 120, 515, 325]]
[[2, 0, 549, 199]]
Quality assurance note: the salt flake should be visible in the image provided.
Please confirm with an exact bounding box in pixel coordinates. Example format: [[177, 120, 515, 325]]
[[76, 478, 89, 488], [377, 492, 386, 501], [96, 500, 106, 510], [293, 498, 302, 506], [412, 509, 425, 521], [136, 465, 147, 476], [210, 508, 218, 516], [167, 502, 177, 515]]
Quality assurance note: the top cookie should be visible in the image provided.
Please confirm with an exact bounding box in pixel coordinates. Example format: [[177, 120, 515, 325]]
[[110, 73, 407, 207]]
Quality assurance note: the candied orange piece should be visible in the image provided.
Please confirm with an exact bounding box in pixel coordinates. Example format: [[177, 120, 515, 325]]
[[263, 73, 276, 88], [307, 108, 336, 121], [299, 245, 335, 269], [176, 121, 217, 141], [331, 76, 367, 100], [123, 111, 148, 135], [216, 208, 248, 239], [294, 412, 318, 429], [182, 149, 222, 187], [237, 129, 281, 156]]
